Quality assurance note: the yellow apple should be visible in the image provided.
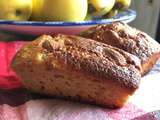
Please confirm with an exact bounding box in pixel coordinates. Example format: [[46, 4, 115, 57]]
[[0, 0, 32, 21], [31, 0, 88, 22], [89, 0, 115, 16]]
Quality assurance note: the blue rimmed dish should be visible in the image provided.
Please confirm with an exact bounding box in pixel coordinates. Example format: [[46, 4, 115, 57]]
[[0, 9, 136, 36]]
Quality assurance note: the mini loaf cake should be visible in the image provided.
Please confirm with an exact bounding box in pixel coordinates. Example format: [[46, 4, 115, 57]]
[[80, 22, 160, 75], [12, 34, 141, 108]]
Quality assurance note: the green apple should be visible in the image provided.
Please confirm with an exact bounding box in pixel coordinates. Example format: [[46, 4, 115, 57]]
[[105, 9, 119, 18], [0, 0, 32, 21], [88, 0, 115, 17], [115, 0, 131, 9], [85, 14, 93, 21], [31, 0, 88, 22]]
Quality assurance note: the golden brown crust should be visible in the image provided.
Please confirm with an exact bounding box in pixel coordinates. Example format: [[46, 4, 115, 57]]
[[12, 34, 141, 89], [41, 34, 141, 89], [80, 22, 160, 75], [11, 34, 141, 107]]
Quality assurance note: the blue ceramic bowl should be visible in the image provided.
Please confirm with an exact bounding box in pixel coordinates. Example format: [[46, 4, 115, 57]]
[[0, 9, 136, 36]]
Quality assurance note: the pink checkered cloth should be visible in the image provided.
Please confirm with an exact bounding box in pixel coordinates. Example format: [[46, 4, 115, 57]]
[[0, 41, 160, 120]]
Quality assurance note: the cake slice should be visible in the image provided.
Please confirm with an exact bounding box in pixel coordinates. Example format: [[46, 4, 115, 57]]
[[11, 34, 141, 108]]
